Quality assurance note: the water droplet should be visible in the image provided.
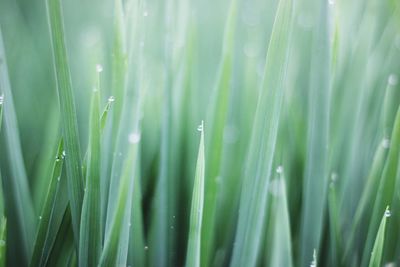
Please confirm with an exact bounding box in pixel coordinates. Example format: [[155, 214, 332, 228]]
[[0, 94, 4, 105], [385, 209, 391, 217], [128, 222, 132, 227], [382, 138, 390, 149], [388, 74, 398, 86], [57, 176, 61, 182], [328, 0, 334, 5], [108, 96, 115, 103], [143, 11, 148, 17], [276, 166, 284, 174], [0, 240, 5, 246], [197, 121, 204, 132], [129, 132, 141, 144], [310, 249, 317, 267], [331, 172, 338, 182], [144, 246, 149, 250], [39, 216, 42, 220], [96, 64, 103, 73], [62, 150, 66, 159]]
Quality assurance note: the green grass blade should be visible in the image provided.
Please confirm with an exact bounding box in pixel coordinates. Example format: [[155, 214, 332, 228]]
[[186, 121, 205, 267], [201, 1, 236, 265], [46, 206, 74, 267], [30, 140, 67, 267], [368, 207, 390, 267], [100, 139, 139, 266], [0, 27, 36, 264], [299, 0, 331, 264], [362, 106, 400, 266], [127, 160, 145, 267], [230, 0, 293, 265], [45, 0, 84, 245], [267, 176, 293, 267], [79, 89, 102, 267], [0, 217, 6, 267]]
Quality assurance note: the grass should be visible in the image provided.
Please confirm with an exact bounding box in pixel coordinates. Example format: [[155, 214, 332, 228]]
[[0, 0, 399, 266]]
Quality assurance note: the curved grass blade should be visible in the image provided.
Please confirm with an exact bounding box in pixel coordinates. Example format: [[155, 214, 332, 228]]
[[368, 207, 390, 267], [45, 0, 84, 245], [201, 1, 236, 265], [79, 89, 102, 267], [0, 27, 36, 263], [30, 140, 67, 267], [186, 121, 205, 267], [230, 0, 293, 265], [100, 140, 139, 266], [267, 177, 293, 267], [362, 106, 400, 266], [299, 0, 331, 264], [0, 217, 5, 267], [46, 206, 74, 267]]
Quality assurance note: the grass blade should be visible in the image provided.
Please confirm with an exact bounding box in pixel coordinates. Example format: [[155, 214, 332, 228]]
[[299, 0, 331, 264], [0, 27, 36, 264], [45, 0, 84, 245], [368, 207, 390, 267], [79, 89, 102, 267], [186, 121, 205, 267], [201, 1, 236, 265], [267, 176, 293, 267], [230, 0, 293, 265], [30, 140, 67, 267]]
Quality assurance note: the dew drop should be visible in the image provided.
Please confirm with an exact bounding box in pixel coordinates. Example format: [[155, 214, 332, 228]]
[[62, 150, 66, 159], [108, 96, 115, 103], [328, 0, 334, 5], [276, 166, 283, 174], [39, 216, 42, 220], [143, 11, 148, 17], [388, 74, 398, 86], [382, 138, 390, 149], [144, 246, 149, 250], [57, 176, 61, 182], [129, 132, 141, 144], [128, 222, 132, 227], [197, 121, 204, 132], [331, 172, 338, 182], [0, 94, 4, 105], [385, 209, 391, 217], [96, 64, 103, 73]]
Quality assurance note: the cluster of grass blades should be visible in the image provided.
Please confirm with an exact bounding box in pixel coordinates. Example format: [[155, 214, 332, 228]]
[[0, 0, 400, 266]]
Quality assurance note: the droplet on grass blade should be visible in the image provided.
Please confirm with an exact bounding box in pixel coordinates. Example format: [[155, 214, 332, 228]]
[[330, 172, 338, 182], [388, 74, 398, 86], [276, 165, 284, 174], [96, 64, 103, 73], [144, 246, 149, 250], [0, 94, 4, 105], [143, 11, 148, 17], [310, 249, 317, 267], [108, 96, 115, 103], [197, 121, 204, 132], [128, 132, 141, 144], [385, 209, 391, 217], [382, 138, 391, 149], [39, 216, 42, 220], [328, 0, 334, 5]]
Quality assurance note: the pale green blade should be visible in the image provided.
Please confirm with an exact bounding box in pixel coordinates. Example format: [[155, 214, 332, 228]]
[[30, 140, 68, 267], [0, 27, 36, 264], [186, 121, 205, 267], [45, 0, 84, 245], [267, 176, 293, 267], [230, 0, 294, 265], [299, 0, 331, 264], [368, 207, 390, 267], [79, 89, 102, 267], [201, 1, 237, 265]]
